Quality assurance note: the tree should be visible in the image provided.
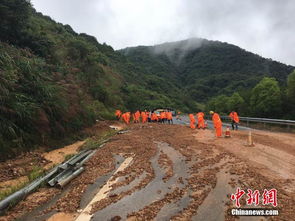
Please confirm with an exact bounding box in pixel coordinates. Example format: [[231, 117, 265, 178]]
[[250, 77, 282, 117], [0, 0, 31, 44], [207, 95, 230, 114], [285, 70, 295, 118], [228, 92, 245, 113], [287, 70, 295, 103]]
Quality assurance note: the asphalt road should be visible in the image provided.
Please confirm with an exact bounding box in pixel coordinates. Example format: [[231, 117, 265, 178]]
[[173, 115, 250, 131]]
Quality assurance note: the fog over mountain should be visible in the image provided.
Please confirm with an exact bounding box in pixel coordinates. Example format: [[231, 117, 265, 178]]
[[31, 0, 295, 65]]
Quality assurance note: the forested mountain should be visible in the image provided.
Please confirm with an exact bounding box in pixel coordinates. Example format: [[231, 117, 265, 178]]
[[120, 38, 294, 102], [1, 0, 294, 157]]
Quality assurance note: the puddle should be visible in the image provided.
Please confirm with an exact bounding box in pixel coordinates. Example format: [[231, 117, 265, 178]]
[[91, 142, 189, 220]]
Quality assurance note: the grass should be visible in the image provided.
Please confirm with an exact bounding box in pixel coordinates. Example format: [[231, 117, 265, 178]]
[[64, 153, 76, 161], [0, 180, 28, 201], [81, 129, 118, 151], [0, 166, 44, 201], [28, 166, 44, 182], [0, 127, 118, 202]]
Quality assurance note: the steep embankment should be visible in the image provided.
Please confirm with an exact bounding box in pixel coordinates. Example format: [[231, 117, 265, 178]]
[[0, 1, 193, 158]]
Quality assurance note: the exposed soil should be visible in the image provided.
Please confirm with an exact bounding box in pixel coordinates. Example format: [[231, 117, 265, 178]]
[[233, 130, 295, 156], [47, 212, 75, 221], [42, 140, 86, 170], [0, 122, 294, 221], [0, 152, 49, 183], [0, 121, 115, 199]]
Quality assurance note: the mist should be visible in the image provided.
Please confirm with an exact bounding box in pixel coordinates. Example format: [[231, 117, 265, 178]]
[[31, 0, 295, 65]]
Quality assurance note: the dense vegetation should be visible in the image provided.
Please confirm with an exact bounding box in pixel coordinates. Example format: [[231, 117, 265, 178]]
[[0, 0, 294, 158], [120, 39, 294, 118]]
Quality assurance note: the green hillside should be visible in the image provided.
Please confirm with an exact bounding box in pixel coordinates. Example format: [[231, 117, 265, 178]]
[[0, 0, 193, 158], [120, 38, 294, 102]]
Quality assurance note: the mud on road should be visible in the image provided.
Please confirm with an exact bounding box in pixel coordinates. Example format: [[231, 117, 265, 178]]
[[0, 123, 295, 221]]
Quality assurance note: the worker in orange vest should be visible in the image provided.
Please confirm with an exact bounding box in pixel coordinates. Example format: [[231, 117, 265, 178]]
[[210, 111, 222, 137], [121, 113, 126, 124], [167, 111, 173, 124], [132, 113, 136, 123], [134, 110, 140, 123], [160, 111, 166, 123], [126, 112, 131, 124], [229, 111, 240, 130], [196, 112, 205, 129], [151, 112, 158, 122], [146, 111, 151, 122], [121, 112, 130, 124], [115, 110, 122, 120], [156, 112, 161, 122], [141, 111, 147, 123], [189, 114, 196, 129]]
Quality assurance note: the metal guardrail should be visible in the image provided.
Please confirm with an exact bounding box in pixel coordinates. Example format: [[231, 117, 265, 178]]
[[0, 130, 122, 212], [221, 116, 295, 128], [0, 149, 96, 212]]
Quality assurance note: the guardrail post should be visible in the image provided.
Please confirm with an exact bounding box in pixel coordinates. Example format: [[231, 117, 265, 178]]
[[221, 116, 295, 131]]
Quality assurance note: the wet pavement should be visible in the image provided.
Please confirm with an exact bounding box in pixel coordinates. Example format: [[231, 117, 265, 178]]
[[91, 142, 189, 220], [3, 122, 294, 221]]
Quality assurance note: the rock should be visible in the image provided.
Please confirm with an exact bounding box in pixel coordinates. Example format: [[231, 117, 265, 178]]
[[111, 216, 121, 221]]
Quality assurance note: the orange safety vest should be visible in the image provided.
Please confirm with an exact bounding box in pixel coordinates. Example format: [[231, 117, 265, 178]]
[[212, 113, 222, 128], [135, 111, 140, 121], [196, 112, 204, 121], [229, 112, 240, 123], [151, 113, 158, 121], [115, 110, 122, 118], [189, 114, 196, 123], [167, 112, 173, 120]]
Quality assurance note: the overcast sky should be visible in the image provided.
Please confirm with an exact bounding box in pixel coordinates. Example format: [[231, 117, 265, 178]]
[[31, 0, 295, 65]]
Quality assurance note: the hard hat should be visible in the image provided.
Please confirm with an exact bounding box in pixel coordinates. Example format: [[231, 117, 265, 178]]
[[209, 111, 214, 114]]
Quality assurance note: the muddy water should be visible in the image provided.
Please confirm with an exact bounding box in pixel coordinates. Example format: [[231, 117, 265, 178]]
[[91, 142, 190, 220]]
